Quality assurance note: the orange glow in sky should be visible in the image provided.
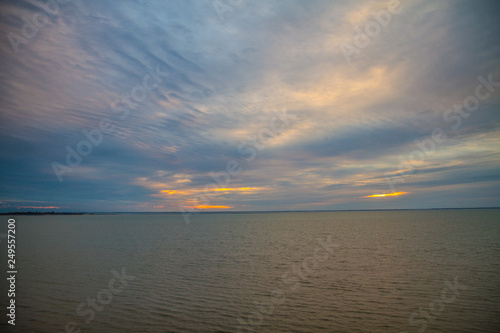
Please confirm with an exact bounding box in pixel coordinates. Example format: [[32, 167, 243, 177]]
[[160, 187, 261, 196], [193, 205, 232, 210], [361, 192, 408, 198], [211, 187, 260, 192], [161, 190, 187, 195]]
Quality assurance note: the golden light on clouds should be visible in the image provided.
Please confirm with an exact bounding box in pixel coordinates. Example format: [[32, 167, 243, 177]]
[[361, 192, 408, 198], [193, 205, 232, 210], [159, 187, 262, 196], [211, 187, 260, 192], [161, 190, 187, 195]]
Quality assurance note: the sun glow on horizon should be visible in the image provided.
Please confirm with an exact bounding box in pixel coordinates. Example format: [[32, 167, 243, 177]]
[[192, 205, 233, 210]]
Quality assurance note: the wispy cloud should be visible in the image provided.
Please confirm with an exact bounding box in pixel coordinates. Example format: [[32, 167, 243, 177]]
[[0, 0, 499, 212]]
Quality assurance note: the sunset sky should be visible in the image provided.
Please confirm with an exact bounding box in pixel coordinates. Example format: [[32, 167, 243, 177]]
[[0, 0, 499, 212]]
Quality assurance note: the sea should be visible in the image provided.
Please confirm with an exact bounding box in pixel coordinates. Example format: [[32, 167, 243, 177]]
[[1, 209, 499, 332]]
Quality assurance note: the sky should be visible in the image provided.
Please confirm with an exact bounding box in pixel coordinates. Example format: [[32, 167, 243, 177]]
[[0, 0, 499, 213]]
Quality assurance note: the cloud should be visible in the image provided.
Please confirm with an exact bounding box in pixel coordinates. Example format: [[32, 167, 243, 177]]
[[361, 192, 408, 198], [0, 0, 499, 211]]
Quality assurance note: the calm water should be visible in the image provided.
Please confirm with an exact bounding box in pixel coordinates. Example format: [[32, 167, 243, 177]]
[[1, 210, 499, 332]]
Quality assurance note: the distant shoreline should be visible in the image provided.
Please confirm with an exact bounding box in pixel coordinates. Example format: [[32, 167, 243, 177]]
[[1, 207, 499, 215], [0, 212, 92, 216]]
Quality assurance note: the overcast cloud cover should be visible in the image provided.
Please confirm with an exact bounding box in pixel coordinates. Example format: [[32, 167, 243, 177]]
[[0, 0, 499, 212]]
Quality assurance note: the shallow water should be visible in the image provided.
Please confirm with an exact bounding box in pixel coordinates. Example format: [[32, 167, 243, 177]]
[[1, 209, 499, 332]]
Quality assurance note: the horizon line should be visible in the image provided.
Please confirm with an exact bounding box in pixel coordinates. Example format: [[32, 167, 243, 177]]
[[1, 207, 499, 215]]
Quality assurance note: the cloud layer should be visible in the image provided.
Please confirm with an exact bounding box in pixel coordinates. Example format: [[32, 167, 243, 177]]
[[1, 0, 499, 212]]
